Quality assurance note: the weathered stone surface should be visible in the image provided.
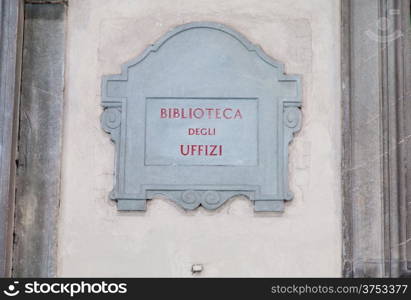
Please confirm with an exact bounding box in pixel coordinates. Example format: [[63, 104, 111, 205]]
[[0, 0, 23, 277], [342, 0, 411, 277], [12, 3, 66, 277]]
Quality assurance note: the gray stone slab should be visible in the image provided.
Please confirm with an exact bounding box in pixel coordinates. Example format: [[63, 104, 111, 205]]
[[0, 0, 23, 277], [101, 22, 302, 212], [342, 0, 411, 277], [12, 3, 66, 277]]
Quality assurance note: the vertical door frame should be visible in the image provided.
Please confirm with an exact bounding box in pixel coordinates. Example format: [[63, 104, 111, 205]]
[[12, 1, 67, 277], [342, 0, 411, 277], [0, 0, 67, 277], [0, 0, 24, 277]]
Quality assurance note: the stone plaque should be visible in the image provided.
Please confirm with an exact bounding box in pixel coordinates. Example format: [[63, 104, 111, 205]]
[[101, 22, 301, 212]]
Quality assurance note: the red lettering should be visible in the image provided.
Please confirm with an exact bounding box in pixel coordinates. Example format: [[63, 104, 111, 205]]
[[190, 145, 197, 155], [234, 109, 242, 119], [215, 109, 221, 119], [180, 145, 189, 156], [187, 128, 216, 135], [179, 145, 223, 156], [181, 108, 187, 119], [209, 145, 217, 156], [160, 108, 243, 119], [223, 108, 233, 119], [173, 108, 180, 118], [206, 108, 213, 119], [193, 108, 204, 119]]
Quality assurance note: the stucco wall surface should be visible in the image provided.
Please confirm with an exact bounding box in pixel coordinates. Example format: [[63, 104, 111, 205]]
[[58, 0, 341, 277]]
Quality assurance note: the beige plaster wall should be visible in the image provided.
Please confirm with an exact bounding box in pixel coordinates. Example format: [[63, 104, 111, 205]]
[[58, 0, 341, 277]]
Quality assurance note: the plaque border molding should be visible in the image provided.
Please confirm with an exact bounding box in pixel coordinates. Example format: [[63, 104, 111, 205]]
[[101, 22, 302, 212]]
